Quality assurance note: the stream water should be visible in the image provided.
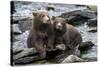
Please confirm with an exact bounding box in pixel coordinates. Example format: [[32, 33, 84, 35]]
[[76, 23, 97, 61]]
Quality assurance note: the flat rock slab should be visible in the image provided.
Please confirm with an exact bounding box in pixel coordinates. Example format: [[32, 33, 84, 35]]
[[12, 24, 22, 34], [62, 55, 85, 63]]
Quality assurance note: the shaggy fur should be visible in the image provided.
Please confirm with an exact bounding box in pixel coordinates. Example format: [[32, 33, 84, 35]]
[[52, 16, 82, 56], [27, 10, 54, 58]]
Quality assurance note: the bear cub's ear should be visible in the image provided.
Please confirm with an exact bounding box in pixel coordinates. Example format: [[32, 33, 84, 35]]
[[32, 12, 37, 16]]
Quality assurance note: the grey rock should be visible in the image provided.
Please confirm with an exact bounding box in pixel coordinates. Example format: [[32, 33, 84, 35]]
[[19, 19, 33, 32], [79, 41, 94, 51], [13, 48, 37, 60], [12, 15, 32, 21], [13, 31, 29, 50], [13, 40, 27, 50], [67, 15, 88, 25], [12, 24, 22, 34], [60, 10, 96, 25], [61, 10, 96, 19], [79, 10, 96, 19], [56, 44, 66, 50], [46, 5, 55, 11], [88, 27, 97, 33], [14, 30, 29, 41], [87, 18, 97, 27], [13, 48, 24, 54], [81, 45, 97, 61], [12, 9, 33, 32], [14, 56, 40, 64], [62, 55, 85, 63]]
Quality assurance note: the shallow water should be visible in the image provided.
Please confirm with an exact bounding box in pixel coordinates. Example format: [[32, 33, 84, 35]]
[[76, 23, 97, 61]]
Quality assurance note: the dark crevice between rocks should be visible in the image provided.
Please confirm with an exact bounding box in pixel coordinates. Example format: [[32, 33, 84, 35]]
[[79, 41, 94, 52]]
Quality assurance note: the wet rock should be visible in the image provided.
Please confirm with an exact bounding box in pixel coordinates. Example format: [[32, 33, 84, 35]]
[[79, 41, 94, 51], [46, 5, 55, 11], [67, 15, 89, 25], [81, 10, 97, 19], [11, 11, 33, 32], [87, 18, 97, 27], [11, 19, 19, 24], [14, 30, 29, 41], [19, 1, 32, 5], [56, 44, 66, 50], [13, 41, 27, 50], [81, 47, 97, 62], [60, 10, 96, 25], [62, 55, 85, 63], [13, 48, 60, 65], [13, 31, 29, 50], [14, 56, 41, 65], [61, 10, 96, 19], [13, 48, 24, 54], [75, 5, 86, 7], [12, 24, 22, 34], [12, 15, 32, 22], [13, 48, 37, 60], [88, 27, 97, 33], [19, 19, 32, 32]]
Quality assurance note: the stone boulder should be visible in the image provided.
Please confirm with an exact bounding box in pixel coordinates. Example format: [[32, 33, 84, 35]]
[[79, 41, 94, 51], [62, 55, 85, 63], [87, 18, 97, 27]]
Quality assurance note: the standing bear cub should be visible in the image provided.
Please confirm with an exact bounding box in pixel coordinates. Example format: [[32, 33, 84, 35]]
[[52, 16, 82, 56], [27, 10, 54, 58]]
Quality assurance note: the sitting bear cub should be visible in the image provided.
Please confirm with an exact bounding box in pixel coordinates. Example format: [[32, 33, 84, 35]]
[[27, 10, 54, 58], [52, 16, 82, 56]]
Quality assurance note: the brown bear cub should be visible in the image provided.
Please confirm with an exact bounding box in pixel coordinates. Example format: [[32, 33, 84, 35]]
[[52, 16, 82, 56], [27, 10, 54, 58]]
